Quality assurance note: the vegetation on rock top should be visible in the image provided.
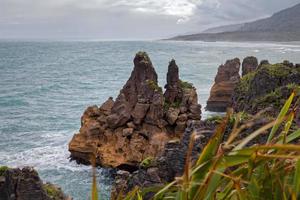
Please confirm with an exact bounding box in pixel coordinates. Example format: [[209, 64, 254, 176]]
[[233, 62, 300, 116], [179, 80, 193, 89], [146, 79, 163, 93], [0, 166, 8, 176]]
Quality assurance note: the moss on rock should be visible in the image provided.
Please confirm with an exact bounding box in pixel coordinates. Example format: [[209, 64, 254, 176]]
[[233, 62, 300, 116], [43, 183, 65, 200], [179, 80, 193, 89], [146, 79, 163, 93], [140, 157, 154, 169]]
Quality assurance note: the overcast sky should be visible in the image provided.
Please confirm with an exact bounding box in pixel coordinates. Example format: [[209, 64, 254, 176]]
[[0, 0, 299, 40]]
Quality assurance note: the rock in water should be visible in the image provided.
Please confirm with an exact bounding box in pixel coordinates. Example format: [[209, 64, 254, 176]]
[[0, 166, 68, 200], [206, 58, 240, 112], [68, 52, 201, 169], [242, 56, 258, 76]]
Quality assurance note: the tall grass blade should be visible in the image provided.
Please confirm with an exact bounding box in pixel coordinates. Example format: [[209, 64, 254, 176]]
[[293, 159, 300, 198], [267, 92, 295, 143], [91, 155, 99, 200]]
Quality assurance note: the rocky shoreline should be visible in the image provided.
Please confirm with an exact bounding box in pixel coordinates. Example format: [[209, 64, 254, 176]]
[[68, 52, 299, 198], [110, 56, 300, 198], [1, 52, 299, 199]]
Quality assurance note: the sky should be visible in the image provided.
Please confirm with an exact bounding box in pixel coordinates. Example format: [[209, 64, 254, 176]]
[[0, 0, 299, 40]]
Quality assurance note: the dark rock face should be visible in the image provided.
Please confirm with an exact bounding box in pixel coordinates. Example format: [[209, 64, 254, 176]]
[[107, 52, 160, 128], [242, 56, 258, 76], [69, 52, 201, 168], [164, 60, 182, 104], [206, 58, 240, 112], [0, 167, 68, 200]]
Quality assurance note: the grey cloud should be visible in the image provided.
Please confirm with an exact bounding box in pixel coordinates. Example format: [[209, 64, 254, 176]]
[[0, 0, 299, 39]]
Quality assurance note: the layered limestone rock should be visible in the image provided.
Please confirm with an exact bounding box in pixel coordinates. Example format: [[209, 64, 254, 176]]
[[206, 58, 240, 112], [0, 166, 68, 200], [69, 52, 201, 169], [242, 56, 258, 76], [164, 60, 201, 134]]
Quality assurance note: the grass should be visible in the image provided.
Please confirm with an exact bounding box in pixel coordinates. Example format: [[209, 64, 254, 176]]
[[180, 80, 193, 89], [163, 99, 182, 111], [115, 91, 300, 199], [0, 166, 8, 176], [146, 80, 163, 94]]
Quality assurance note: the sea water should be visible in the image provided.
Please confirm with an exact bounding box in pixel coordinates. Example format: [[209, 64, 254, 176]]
[[1, 40, 300, 199]]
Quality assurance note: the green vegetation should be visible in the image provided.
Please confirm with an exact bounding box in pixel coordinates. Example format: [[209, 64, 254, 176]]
[[253, 84, 300, 112], [234, 62, 300, 117], [236, 71, 255, 94], [43, 184, 63, 200], [118, 91, 300, 199], [146, 80, 163, 93], [265, 63, 294, 77], [179, 80, 193, 89], [140, 157, 154, 169], [0, 166, 8, 176], [206, 112, 249, 125], [206, 115, 223, 124], [163, 99, 181, 111]]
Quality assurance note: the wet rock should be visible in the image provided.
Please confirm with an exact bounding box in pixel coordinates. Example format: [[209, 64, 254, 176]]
[[242, 56, 258, 76], [206, 58, 241, 112]]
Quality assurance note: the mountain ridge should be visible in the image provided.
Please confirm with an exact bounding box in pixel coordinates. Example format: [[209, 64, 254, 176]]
[[169, 3, 300, 41]]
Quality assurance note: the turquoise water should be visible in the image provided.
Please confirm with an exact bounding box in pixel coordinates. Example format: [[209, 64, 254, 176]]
[[0, 41, 300, 199]]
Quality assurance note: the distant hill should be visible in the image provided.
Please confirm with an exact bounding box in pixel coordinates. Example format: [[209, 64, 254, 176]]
[[202, 23, 244, 34], [169, 3, 300, 42]]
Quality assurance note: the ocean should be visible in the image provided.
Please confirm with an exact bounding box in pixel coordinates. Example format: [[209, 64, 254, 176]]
[[1, 40, 300, 199]]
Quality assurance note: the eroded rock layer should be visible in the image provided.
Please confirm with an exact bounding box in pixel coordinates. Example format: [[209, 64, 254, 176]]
[[0, 167, 68, 200], [68, 52, 201, 169], [206, 58, 240, 112]]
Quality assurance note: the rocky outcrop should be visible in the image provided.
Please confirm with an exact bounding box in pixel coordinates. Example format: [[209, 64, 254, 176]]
[[0, 166, 68, 200], [206, 58, 240, 112], [233, 61, 300, 116], [69, 52, 201, 169], [111, 120, 205, 199], [111, 111, 278, 199], [242, 56, 258, 76]]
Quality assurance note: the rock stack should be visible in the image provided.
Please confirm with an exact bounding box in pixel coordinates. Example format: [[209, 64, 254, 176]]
[[242, 56, 258, 76], [68, 52, 201, 169], [206, 58, 240, 112]]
